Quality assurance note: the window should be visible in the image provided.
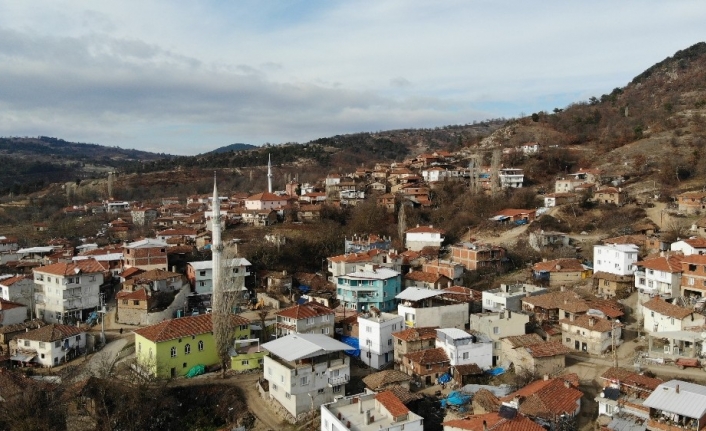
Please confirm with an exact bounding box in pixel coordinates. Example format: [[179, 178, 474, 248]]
[[171, 347, 177, 358], [493, 327, 499, 335], [333, 385, 342, 393], [566, 337, 571, 342], [199, 271, 206, 276], [307, 318, 315, 325], [426, 364, 432, 370], [76, 335, 80, 341], [185, 344, 191, 355], [366, 339, 372, 346], [318, 388, 325, 394], [55, 341, 61, 348], [285, 392, 291, 399], [183, 362, 187, 368], [241, 360, 249, 366], [267, 367, 272, 376], [671, 318, 675, 325], [272, 384, 277, 391], [325, 328, 330, 334], [388, 339, 392, 346], [365, 326, 372, 333], [651, 311, 654, 317], [300, 376, 309, 385], [122, 300, 128, 305], [397, 339, 402, 345], [39, 342, 46, 348], [137, 343, 141, 353], [462, 352, 469, 360], [198, 340, 204, 351], [133, 300, 140, 306], [280, 375, 284, 383]]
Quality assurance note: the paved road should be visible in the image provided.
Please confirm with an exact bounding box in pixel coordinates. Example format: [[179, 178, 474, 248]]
[[72, 336, 131, 382]]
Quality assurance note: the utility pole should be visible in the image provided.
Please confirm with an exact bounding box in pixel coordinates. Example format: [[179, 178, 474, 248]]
[[491, 149, 501, 198], [612, 319, 619, 368], [99, 292, 106, 345]]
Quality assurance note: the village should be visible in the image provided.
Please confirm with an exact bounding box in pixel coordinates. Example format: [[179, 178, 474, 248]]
[[3, 147, 706, 431]]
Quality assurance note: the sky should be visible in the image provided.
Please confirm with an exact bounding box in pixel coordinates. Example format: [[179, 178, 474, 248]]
[[0, 1, 704, 156]]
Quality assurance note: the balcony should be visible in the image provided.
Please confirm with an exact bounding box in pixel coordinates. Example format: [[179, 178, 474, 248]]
[[328, 374, 349, 386]]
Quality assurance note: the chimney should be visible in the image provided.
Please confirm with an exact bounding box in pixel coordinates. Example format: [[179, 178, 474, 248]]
[[543, 374, 549, 381], [570, 313, 575, 322], [589, 317, 595, 327], [364, 409, 371, 425], [676, 384, 680, 394], [482, 420, 488, 431], [359, 399, 363, 413], [564, 380, 571, 388]]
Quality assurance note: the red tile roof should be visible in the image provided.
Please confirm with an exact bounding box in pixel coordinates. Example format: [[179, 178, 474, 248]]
[[246, 192, 288, 202], [375, 391, 410, 418], [116, 288, 149, 301], [276, 302, 334, 320], [404, 271, 447, 283], [0, 275, 28, 286], [17, 323, 84, 342], [0, 298, 26, 310], [638, 255, 683, 273], [642, 298, 694, 319], [33, 258, 105, 276], [683, 237, 706, 248], [134, 314, 249, 343], [403, 347, 449, 365], [363, 370, 412, 390], [443, 412, 544, 431], [503, 334, 571, 358], [601, 367, 663, 391], [522, 290, 587, 312], [532, 258, 586, 273], [392, 326, 439, 342], [502, 377, 583, 419], [560, 315, 620, 332]]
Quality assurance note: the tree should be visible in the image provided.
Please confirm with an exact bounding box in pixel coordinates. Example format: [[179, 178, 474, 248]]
[[213, 245, 247, 378]]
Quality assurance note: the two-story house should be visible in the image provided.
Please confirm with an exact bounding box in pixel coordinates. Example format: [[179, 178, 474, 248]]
[[186, 261, 214, 294], [336, 265, 401, 313], [33, 259, 105, 324], [469, 310, 530, 366], [681, 254, 706, 297], [677, 191, 706, 214], [391, 326, 438, 368], [275, 302, 335, 338], [403, 271, 452, 290], [0, 275, 34, 308], [642, 297, 704, 334], [327, 250, 404, 282], [500, 334, 570, 376], [643, 380, 706, 431], [593, 243, 639, 298], [123, 239, 168, 271], [244, 192, 288, 211], [12, 323, 86, 367], [481, 284, 547, 313], [0, 299, 27, 326], [262, 334, 352, 420], [449, 242, 506, 271], [404, 226, 445, 251], [532, 258, 592, 287], [560, 314, 622, 355], [635, 254, 683, 299], [435, 328, 492, 369], [498, 168, 524, 188], [422, 260, 465, 285], [358, 311, 404, 369]]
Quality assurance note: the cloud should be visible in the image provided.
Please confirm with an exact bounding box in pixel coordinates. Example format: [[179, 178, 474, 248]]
[[390, 77, 412, 88]]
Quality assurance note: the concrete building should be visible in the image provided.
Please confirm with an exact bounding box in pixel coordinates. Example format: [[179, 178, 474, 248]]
[[123, 238, 168, 271], [262, 334, 352, 420], [643, 380, 706, 431], [0, 275, 34, 309], [593, 243, 639, 276], [404, 225, 445, 252], [481, 283, 547, 313], [33, 259, 105, 324], [0, 298, 27, 326], [336, 265, 401, 313], [358, 311, 404, 369], [276, 302, 335, 338], [498, 168, 524, 188], [320, 390, 423, 431], [671, 237, 706, 256], [422, 260, 465, 285], [635, 254, 683, 299], [681, 254, 706, 298], [397, 288, 469, 330], [532, 258, 592, 287], [642, 297, 705, 334], [12, 323, 86, 367], [391, 326, 438, 368], [560, 314, 622, 355], [449, 242, 505, 271], [187, 260, 214, 295], [435, 328, 492, 369], [469, 310, 530, 366], [244, 192, 288, 211]]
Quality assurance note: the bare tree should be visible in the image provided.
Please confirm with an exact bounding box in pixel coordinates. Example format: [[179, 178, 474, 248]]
[[213, 245, 247, 378]]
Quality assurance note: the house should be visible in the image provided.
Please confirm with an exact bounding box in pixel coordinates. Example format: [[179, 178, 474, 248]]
[[320, 390, 423, 431], [376, 193, 396, 212], [634, 254, 683, 299], [677, 191, 706, 214], [449, 242, 506, 271], [358, 311, 404, 369], [500, 333, 570, 376], [123, 238, 168, 271], [681, 254, 706, 298], [186, 261, 214, 294], [115, 269, 189, 325], [435, 328, 492, 369], [156, 228, 198, 244], [134, 313, 252, 378], [0, 299, 28, 326], [671, 237, 706, 256], [131, 208, 159, 226], [275, 302, 336, 338], [560, 314, 622, 355], [327, 249, 404, 282], [593, 272, 635, 299], [470, 389, 501, 414], [12, 324, 86, 367], [262, 333, 352, 420], [404, 225, 445, 251], [401, 347, 450, 387], [500, 375, 583, 429], [593, 187, 626, 206], [397, 288, 470, 330], [528, 230, 571, 251], [403, 271, 452, 290], [33, 258, 105, 324], [543, 193, 577, 208], [493, 208, 537, 224], [362, 369, 413, 392], [443, 411, 545, 431], [643, 380, 706, 431], [336, 265, 401, 313], [498, 168, 524, 188], [422, 260, 465, 285], [600, 367, 663, 400], [593, 243, 639, 276], [641, 297, 704, 334], [482, 283, 547, 312], [244, 192, 289, 211], [521, 290, 592, 324], [392, 326, 438, 368], [241, 209, 278, 226], [532, 258, 592, 287], [470, 310, 530, 367], [0, 275, 34, 308]]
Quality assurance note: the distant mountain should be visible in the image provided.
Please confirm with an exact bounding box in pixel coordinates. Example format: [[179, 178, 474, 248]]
[[205, 143, 258, 154]]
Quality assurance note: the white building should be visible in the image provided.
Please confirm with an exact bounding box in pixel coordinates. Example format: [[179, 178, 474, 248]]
[[13, 323, 86, 367], [33, 258, 105, 324], [634, 255, 682, 299], [188, 261, 214, 295], [481, 283, 547, 312], [358, 311, 404, 369], [498, 168, 524, 188], [642, 297, 705, 334], [105, 200, 130, 213], [0, 298, 28, 326], [321, 390, 423, 431], [404, 225, 445, 251], [0, 275, 34, 308], [469, 310, 530, 366], [245, 192, 289, 211], [435, 328, 492, 369], [593, 243, 639, 276], [262, 334, 352, 420], [671, 237, 706, 256], [396, 288, 469, 330]]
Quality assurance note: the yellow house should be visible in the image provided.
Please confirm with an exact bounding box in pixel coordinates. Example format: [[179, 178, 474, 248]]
[[134, 313, 251, 378]]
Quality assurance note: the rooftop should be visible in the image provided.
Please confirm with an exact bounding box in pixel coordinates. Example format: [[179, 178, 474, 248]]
[[261, 333, 351, 362], [392, 326, 439, 342], [276, 302, 335, 320], [33, 258, 105, 276], [443, 412, 544, 431], [134, 314, 249, 343], [362, 370, 412, 391], [642, 298, 694, 320], [643, 380, 706, 419], [324, 391, 421, 431], [16, 323, 83, 343], [395, 287, 443, 301]]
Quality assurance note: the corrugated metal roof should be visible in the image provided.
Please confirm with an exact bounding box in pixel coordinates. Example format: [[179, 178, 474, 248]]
[[344, 267, 399, 280], [437, 328, 472, 340], [643, 380, 706, 418], [396, 287, 443, 301], [261, 333, 351, 361]]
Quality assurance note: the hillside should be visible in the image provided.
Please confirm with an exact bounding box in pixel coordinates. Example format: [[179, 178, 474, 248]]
[[205, 143, 258, 154]]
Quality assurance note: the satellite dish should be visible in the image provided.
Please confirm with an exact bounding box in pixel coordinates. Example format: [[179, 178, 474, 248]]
[[700, 332, 706, 339]]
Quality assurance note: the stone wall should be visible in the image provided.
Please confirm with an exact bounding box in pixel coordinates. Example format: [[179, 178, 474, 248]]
[[257, 293, 281, 310], [144, 287, 190, 325]]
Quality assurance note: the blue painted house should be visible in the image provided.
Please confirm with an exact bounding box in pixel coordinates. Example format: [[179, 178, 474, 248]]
[[336, 264, 401, 312]]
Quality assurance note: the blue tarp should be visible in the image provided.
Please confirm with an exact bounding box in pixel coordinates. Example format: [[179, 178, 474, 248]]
[[297, 298, 308, 304], [339, 336, 360, 357], [437, 373, 452, 384], [486, 367, 506, 376], [440, 391, 471, 408], [298, 285, 311, 293]]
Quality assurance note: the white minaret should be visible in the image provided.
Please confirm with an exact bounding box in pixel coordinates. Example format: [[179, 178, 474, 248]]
[[211, 172, 222, 309], [267, 153, 273, 193]]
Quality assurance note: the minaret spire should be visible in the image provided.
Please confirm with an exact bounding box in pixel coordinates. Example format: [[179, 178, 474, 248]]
[[267, 153, 273, 193], [211, 172, 222, 311]]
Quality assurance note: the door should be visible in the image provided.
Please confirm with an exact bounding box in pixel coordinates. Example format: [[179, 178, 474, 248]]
[[575, 340, 580, 350], [170, 367, 176, 378]]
